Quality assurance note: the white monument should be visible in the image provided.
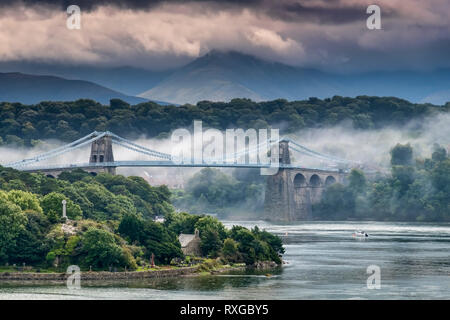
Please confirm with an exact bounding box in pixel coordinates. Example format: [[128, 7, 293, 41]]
[[62, 199, 67, 220]]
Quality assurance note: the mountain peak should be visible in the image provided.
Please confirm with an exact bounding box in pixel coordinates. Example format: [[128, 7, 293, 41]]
[[191, 50, 268, 69], [137, 50, 450, 105]]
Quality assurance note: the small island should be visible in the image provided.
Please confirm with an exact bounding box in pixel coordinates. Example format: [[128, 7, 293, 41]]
[[0, 167, 284, 281]]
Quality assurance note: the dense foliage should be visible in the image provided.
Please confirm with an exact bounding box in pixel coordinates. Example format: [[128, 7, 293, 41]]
[[176, 142, 449, 222], [0, 168, 172, 220], [314, 144, 450, 221], [0, 168, 177, 268], [0, 96, 448, 146], [164, 212, 284, 265], [0, 167, 284, 268]]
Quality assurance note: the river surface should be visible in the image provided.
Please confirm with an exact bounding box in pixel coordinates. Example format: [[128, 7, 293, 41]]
[[0, 221, 449, 300]]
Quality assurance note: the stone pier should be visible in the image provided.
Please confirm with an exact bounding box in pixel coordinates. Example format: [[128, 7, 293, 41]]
[[264, 140, 346, 222]]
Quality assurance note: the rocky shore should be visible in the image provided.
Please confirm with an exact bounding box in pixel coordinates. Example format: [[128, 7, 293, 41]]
[[0, 266, 200, 281], [252, 261, 280, 269], [0, 262, 280, 282]]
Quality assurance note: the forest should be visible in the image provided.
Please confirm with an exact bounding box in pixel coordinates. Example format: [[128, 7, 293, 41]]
[[0, 96, 448, 147], [315, 143, 450, 221], [174, 143, 450, 222], [0, 167, 283, 270]]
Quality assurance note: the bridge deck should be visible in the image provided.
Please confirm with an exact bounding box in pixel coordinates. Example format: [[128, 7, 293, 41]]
[[15, 161, 343, 174]]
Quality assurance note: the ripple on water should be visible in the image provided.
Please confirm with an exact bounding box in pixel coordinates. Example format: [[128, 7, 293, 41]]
[[1, 221, 449, 299]]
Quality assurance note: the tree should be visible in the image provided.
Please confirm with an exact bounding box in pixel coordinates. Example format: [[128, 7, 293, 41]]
[[348, 169, 367, 193], [6, 210, 50, 264], [194, 215, 227, 256], [110, 99, 130, 110], [7, 190, 43, 214], [199, 227, 222, 257], [255, 228, 285, 257], [118, 212, 144, 243], [431, 159, 450, 193], [0, 197, 27, 262], [164, 212, 201, 235], [222, 238, 239, 263], [40, 192, 82, 222], [140, 220, 183, 264], [194, 216, 227, 240], [391, 143, 413, 166], [81, 228, 123, 268], [392, 165, 415, 194], [58, 169, 92, 183], [431, 144, 447, 163], [229, 226, 257, 265]]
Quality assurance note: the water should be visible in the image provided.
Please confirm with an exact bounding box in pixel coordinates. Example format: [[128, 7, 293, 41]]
[[0, 221, 449, 300]]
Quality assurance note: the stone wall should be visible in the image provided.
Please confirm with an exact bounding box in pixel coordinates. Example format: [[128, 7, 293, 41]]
[[264, 168, 345, 222], [0, 266, 199, 281]]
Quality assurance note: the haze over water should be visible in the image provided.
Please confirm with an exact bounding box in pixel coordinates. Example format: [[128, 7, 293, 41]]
[[0, 221, 449, 300]]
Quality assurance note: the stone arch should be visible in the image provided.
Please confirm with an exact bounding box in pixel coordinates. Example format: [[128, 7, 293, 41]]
[[293, 173, 306, 188], [89, 172, 98, 176], [46, 174, 55, 179], [309, 174, 321, 187], [325, 176, 337, 186]]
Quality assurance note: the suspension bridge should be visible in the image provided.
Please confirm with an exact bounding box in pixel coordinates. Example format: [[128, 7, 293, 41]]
[[3, 131, 360, 221]]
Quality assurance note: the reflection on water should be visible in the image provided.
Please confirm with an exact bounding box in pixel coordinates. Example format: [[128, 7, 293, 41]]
[[0, 221, 449, 299]]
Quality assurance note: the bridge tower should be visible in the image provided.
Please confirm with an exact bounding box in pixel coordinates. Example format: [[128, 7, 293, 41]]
[[89, 134, 116, 175], [264, 139, 343, 222], [278, 139, 291, 165], [264, 139, 307, 222]]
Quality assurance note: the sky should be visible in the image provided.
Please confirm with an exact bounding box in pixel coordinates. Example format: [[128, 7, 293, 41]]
[[0, 0, 449, 71]]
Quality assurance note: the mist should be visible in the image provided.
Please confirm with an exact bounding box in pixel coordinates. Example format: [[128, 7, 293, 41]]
[[1, 112, 448, 170], [0, 111, 448, 219], [286, 112, 450, 170], [1, 111, 449, 178], [0, 134, 202, 188]]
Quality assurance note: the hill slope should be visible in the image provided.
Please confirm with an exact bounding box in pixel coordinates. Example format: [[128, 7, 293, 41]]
[[0, 72, 148, 105], [139, 50, 341, 104], [139, 51, 450, 105]]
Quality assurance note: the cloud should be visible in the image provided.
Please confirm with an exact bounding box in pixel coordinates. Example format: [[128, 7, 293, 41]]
[[0, 0, 448, 71], [246, 28, 304, 55]]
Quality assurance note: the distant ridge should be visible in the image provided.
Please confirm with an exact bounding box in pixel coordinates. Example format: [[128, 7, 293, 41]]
[[2, 51, 450, 105], [0, 72, 148, 105], [139, 50, 450, 105]]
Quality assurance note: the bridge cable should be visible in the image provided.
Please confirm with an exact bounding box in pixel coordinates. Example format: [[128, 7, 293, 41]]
[[6, 132, 108, 169]]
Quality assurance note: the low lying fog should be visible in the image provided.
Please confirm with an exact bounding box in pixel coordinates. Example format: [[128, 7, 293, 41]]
[[0, 113, 448, 183]]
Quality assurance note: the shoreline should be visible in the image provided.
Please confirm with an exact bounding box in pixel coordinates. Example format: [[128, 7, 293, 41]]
[[0, 266, 198, 282], [0, 262, 279, 282]]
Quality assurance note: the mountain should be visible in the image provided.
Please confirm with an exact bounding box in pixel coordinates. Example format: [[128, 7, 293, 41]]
[[0, 62, 172, 96], [2, 51, 449, 106], [0, 72, 148, 105], [139, 50, 450, 105], [139, 50, 341, 104]]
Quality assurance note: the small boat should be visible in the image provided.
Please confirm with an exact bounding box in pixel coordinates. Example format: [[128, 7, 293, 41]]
[[352, 230, 369, 237]]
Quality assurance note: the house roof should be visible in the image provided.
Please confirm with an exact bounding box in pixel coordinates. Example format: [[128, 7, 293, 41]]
[[179, 234, 196, 247]]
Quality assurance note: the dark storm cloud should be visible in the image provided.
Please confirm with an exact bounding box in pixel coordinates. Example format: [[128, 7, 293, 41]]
[[0, 0, 401, 23], [0, 0, 391, 20], [0, 0, 448, 72], [0, 0, 262, 11], [265, 1, 365, 24]]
